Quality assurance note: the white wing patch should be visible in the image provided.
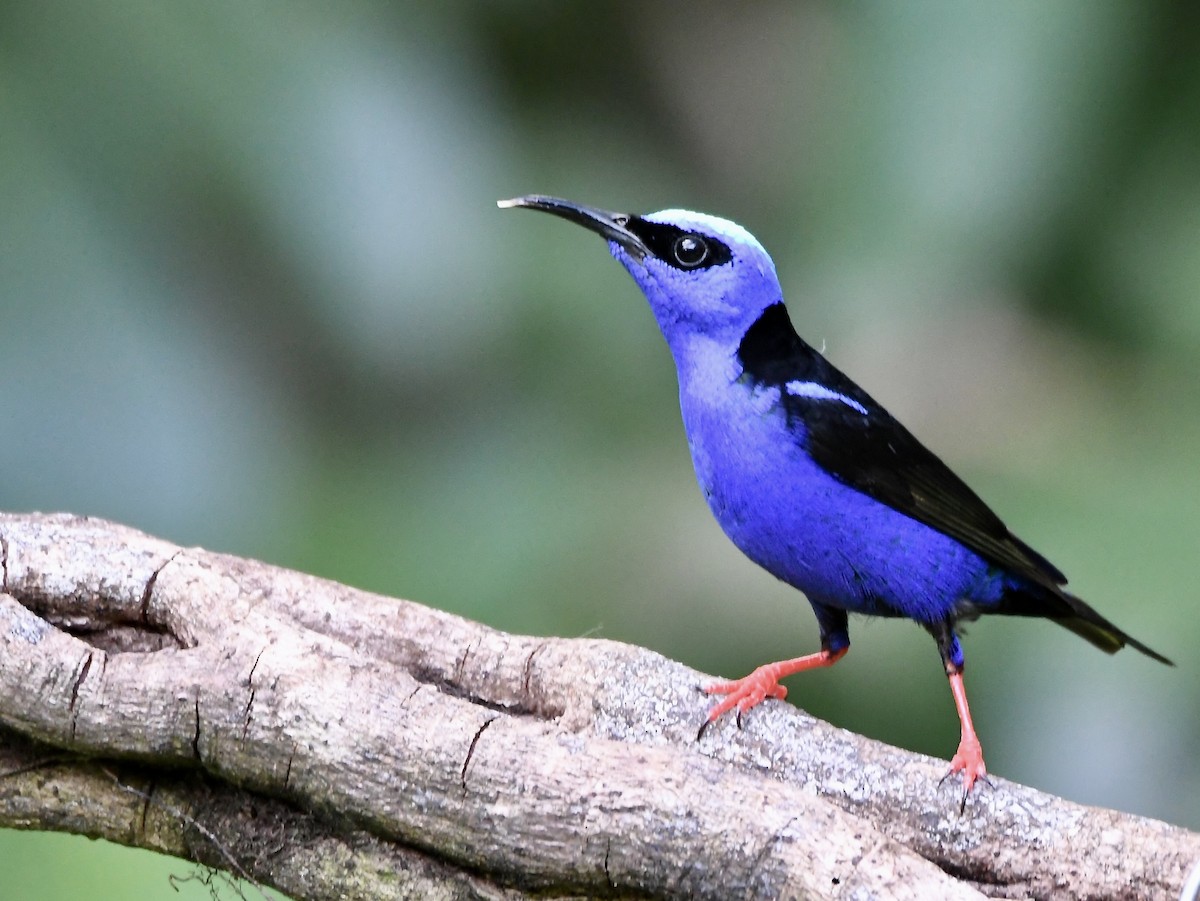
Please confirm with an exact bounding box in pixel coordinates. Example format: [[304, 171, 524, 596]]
[[784, 380, 868, 415]]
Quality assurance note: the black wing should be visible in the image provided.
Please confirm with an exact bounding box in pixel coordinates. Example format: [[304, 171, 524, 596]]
[[737, 303, 1066, 592]]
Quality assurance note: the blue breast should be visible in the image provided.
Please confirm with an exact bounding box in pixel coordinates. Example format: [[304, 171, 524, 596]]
[[674, 336, 1006, 624]]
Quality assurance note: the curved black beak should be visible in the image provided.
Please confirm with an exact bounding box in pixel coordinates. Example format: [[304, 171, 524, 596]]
[[497, 195, 649, 261]]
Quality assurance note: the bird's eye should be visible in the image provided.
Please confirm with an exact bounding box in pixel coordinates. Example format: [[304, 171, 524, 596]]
[[672, 235, 710, 268]]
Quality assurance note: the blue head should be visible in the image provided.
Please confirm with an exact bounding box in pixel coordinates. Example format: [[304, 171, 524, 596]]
[[499, 196, 783, 360]]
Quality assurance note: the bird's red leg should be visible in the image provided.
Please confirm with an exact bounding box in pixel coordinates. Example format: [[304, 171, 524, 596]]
[[945, 666, 987, 803], [702, 646, 848, 724]]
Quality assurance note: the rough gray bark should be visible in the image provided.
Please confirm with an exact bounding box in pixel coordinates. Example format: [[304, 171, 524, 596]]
[[0, 512, 1195, 900]]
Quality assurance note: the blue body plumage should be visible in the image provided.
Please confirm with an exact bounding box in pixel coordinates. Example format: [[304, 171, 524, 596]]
[[499, 195, 1170, 804]]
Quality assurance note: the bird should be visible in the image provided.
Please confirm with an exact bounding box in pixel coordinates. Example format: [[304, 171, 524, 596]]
[[498, 194, 1171, 806]]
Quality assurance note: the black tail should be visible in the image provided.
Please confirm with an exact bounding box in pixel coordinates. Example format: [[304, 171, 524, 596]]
[[1056, 591, 1173, 664], [1000, 586, 1173, 666]]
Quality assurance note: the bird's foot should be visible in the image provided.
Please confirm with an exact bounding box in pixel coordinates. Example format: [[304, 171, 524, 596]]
[[943, 735, 989, 813], [697, 648, 848, 736], [701, 663, 789, 726]]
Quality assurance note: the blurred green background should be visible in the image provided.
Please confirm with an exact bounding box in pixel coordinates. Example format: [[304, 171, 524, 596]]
[[2, 1, 1198, 897]]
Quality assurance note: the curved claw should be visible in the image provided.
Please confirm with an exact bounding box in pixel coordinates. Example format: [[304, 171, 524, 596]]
[[943, 735, 988, 814], [703, 666, 789, 725], [698, 648, 847, 733]]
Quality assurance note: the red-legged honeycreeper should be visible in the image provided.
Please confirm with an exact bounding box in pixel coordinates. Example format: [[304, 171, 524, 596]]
[[498, 194, 1172, 806]]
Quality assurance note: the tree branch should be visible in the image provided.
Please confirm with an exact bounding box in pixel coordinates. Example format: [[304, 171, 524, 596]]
[[0, 512, 1195, 900]]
